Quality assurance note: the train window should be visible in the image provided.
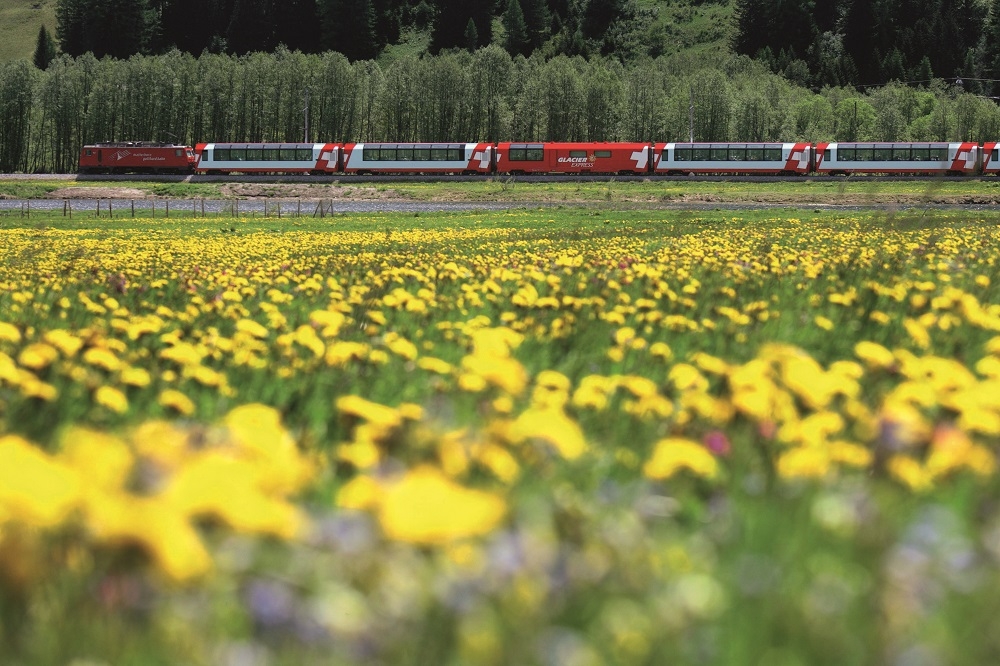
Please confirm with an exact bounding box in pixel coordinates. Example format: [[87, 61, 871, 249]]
[[873, 148, 891, 161], [525, 147, 544, 161], [246, 147, 263, 161], [380, 148, 397, 161], [431, 147, 448, 161], [413, 147, 431, 160], [448, 147, 462, 161], [509, 147, 526, 161], [231, 149, 247, 161], [363, 147, 379, 161], [856, 148, 874, 161], [764, 148, 782, 161], [711, 147, 728, 161], [892, 147, 910, 161], [673, 148, 690, 161], [278, 147, 295, 161], [297, 148, 313, 161], [215, 148, 228, 161], [595, 150, 612, 158], [692, 147, 710, 160], [86, 149, 93, 156], [838, 148, 854, 161], [569, 150, 587, 158], [911, 148, 929, 161], [746, 148, 764, 161], [928, 146, 946, 160], [994, 148, 999, 161], [824, 149, 831, 161], [175, 149, 182, 157], [397, 148, 413, 161], [728, 148, 745, 161]]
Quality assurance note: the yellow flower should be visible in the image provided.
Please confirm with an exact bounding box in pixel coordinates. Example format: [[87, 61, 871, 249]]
[[903, 318, 931, 350], [0, 321, 22, 343], [120, 366, 152, 387], [887, 455, 933, 492], [854, 341, 895, 369], [162, 453, 306, 540], [643, 438, 718, 480], [159, 389, 196, 416], [336, 395, 403, 439], [417, 357, 453, 374], [43, 329, 83, 356], [461, 354, 528, 395], [95, 386, 129, 414], [377, 466, 506, 544], [776, 447, 831, 480], [336, 474, 382, 510], [510, 404, 588, 460], [814, 316, 834, 331], [310, 309, 346, 336], [18, 343, 59, 370], [160, 342, 205, 366], [83, 347, 122, 372], [236, 318, 270, 339], [85, 493, 212, 582], [0, 435, 82, 527], [59, 428, 133, 491]]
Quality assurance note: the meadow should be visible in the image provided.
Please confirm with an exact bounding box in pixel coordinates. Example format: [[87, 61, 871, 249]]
[[2, 207, 1000, 664]]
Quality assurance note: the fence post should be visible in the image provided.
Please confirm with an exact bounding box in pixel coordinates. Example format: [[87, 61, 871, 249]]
[[166, 200, 170, 218], [131, 200, 135, 217]]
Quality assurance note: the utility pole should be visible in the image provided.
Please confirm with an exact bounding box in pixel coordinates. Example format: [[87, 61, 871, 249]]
[[304, 88, 310, 142], [689, 85, 695, 143]]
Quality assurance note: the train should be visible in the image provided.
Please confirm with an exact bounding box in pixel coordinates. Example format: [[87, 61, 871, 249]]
[[77, 140, 1000, 176]]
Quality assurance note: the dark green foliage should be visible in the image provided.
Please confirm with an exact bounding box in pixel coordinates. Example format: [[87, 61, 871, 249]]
[[522, 0, 551, 49], [33, 26, 58, 71], [736, 0, 990, 88], [581, 0, 624, 41], [56, 0, 150, 58], [318, 0, 379, 61], [225, 0, 275, 55], [429, 0, 492, 53], [504, 0, 531, 57]]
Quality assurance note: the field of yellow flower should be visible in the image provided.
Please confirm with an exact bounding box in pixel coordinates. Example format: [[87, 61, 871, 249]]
[[2, 208, 1000, 665]]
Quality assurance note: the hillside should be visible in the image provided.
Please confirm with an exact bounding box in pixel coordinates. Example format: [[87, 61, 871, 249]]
[[0, 0, 734, 65], [0, 0, 56, 63]]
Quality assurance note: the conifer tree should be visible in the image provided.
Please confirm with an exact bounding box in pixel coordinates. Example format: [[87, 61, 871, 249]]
[[464, 18, 479, 52], [522, 0, 550, 49], [504, 0, 530, 56], [33, 25, 57, 70]]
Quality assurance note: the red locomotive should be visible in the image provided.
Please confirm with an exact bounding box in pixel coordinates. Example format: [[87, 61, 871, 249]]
[[78, 142, 197, 174], [495, 142, 651, 175]]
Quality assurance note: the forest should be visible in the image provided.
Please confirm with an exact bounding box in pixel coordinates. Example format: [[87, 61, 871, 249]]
[[46, 0, 1000, 92], [5, 0, 1000, 172]]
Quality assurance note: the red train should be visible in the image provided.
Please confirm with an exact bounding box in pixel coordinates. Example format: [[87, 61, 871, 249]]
[[78, 143, 197, 174], [79, 141, 1000, 176]]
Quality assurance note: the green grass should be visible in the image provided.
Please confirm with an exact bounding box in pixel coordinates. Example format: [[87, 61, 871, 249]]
[[3, 208, 1000, 664], [0, 0, 56, 64], [4, 177, 1000, 208]]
